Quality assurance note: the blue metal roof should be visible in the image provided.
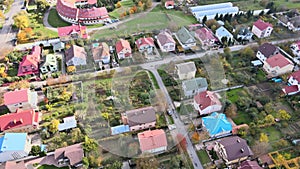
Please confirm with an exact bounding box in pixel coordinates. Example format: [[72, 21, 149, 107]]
[[202, 112, 232, 136], [215, 26, 233, 41], [111, 125, 130, 135], [0, 133, 28, 152]]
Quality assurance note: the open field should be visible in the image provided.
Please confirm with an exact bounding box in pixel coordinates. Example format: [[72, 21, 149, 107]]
[[109, 0, 135, 19], [92, 5, 197, 39]]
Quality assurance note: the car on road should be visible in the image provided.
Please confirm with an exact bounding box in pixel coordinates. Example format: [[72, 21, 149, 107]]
[[167, 109, 172, 115]]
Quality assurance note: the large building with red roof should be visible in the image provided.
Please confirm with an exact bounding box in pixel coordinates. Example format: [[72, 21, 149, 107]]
[[56, 0, 109, 25], [3, 89, 38, 113], [263, 53, 294, 77], [193, 90, 222, 115], [252, 19, 273, 38], [58, 24, 88, 41], [0, 109, 41, 133], [17, 46, 41, 77], [138, 129, 167, 154]]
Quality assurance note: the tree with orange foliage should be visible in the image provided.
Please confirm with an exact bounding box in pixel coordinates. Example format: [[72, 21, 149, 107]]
[[129, 9, 134, 14], [116, 1, 121, 8], [132, 5, 138, 12], [191, 132, 200, 143], [138, 1, 143, 7]]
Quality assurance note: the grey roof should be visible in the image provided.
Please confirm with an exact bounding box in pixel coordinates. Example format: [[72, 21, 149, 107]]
[[182, 77, 208, 91], [258, 43, 278, 58], [189, 2, 233, 13], [290, 16, 300, 27], [215, 26, 233, 40], [218, 136, 253, 161], [176, 61, 197, 75], [125, 107, 156, 126], [58, 116, 77, 131], [176, 27, 195, 44], [52, 42, 65, 51]]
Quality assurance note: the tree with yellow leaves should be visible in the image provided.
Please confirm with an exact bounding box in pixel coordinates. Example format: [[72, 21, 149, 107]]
[[67, 65, 76, 73], [49, 119, 60, 133], [259, 133, 269, 143], [116, 1, 121, 8], [278, 109, 291, 121], [9, 80, 30, 90], [13, 13, 30, 30]]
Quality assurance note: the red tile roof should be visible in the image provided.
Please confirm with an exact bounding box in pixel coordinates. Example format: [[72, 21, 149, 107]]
[[253, 19, 273, 31], [135, 37, 155, 49], [138, 129, 167, 152], [157, 30, 175, 46], [4, 89, 29, 105], [289, 70, 300, 82], [78, 7, 108, 20], [58, 24, 88, 39], [116, 39, 132, 56], [238, 160, 263, 169], [265, 53, 293, 68], [195, 27, 216, 42], [165, 0, 174, 7], [0, 109, 40, 132], [282, 85, 299, 95], [17, 46, 41, 76], [194, 91, 221, 110]]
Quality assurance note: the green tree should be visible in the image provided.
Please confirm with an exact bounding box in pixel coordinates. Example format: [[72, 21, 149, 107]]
[[82, 136, 98, 152], [202, 15, 207, 24], [240, 47, 255, 59], [169, 155, 181, 168], [105, 161, 123, 169], [36, 0, 50, 11], [278, 109, 291, 120], [30, 145, 41, 156], [49, 119, 60, 133], [264, 114, 275, 125]]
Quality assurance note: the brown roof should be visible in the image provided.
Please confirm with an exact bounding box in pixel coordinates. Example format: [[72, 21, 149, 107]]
[[218, 136, 253, 161], [54, 143, 84, 166], [194, 91, 222, 110], [265, 53, 293, 68], [1, 161, 26, 169], [92, 42, 110, 61], [65, 45, 87, 63], [258, 43, 278, 58], [124, 107, 156, 126], [238, 160, 263, 169], [157, 30, 175, 46]]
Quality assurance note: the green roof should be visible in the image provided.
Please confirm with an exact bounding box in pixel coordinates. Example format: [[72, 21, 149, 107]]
[[176, 27, 195, 44], [182, 77, 208, 91]]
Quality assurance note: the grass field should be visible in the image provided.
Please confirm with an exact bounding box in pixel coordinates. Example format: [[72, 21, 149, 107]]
[[109, 0, 135, 19], [92, 5, 197, 39], [48, 8, 71, 28], [197, 150, 211, 164]]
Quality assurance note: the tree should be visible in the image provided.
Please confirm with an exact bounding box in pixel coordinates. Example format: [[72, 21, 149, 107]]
[[205, 19, 218, 28], [225, 103, 237, 118], [264, 114, 275, 125], [9, 80, 30, 90], [13, 14, 29, 29], [82, 136, 98, 152], [136, 155, 159, 169], [49, 119, 60, 133], [30, 145, 41, 156], [36, 0, 50, 11], [105, 161, 123, 169], [278, 109, 291, 120], [251, 141, 269, 158], [116, 1, 121, 8], [202, 15, 207, 24], [0, 11, 5, 20], [275, 153, 285, 164], [240, 47, 255, 59], [67, 66, 76, 73], [259, 133, 269, 143], [177, 134, 187, 152], [145, 0, 152, 9], [191, 132, 200, 143], [169, 155, 181, 168]]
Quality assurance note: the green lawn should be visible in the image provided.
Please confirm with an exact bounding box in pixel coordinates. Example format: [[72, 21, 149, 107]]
[[197, 150, 211, 164], [86, 23, 104, 28], [38, 165, 69, 169], [48, 8, 71, 28], [92, 5, 197, 39], [226, 88, 244, 103], [233, 111, 252, 125], [109, 0, 134, 19], [261, 126, 282, 143]]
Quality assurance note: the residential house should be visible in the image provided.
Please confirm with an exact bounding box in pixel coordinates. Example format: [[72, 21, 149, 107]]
[[17, 46, 41, 76], [4, 89, 38, 113], [282, 70, 300, 95], [135, 37, 155, 54], [115, 39, 132, 59], [0, 161, 27, 169], [256, 43, 279, 62], [175, 61, 197, 80], [40, 54, 59, 74], [165, 0, 174, 9], [182, 77, 208, 99], [138, 129, 167, 154], [91, 42, 110, 64], [175, 27, 196, 50], [287, 16, 300, 32], [0, 133, 31, 162], [194, 90, 222, 115], [65, 45, 87, 66], [122, 106, 156, 131], [290, 41, 300, 57], [263, 53, 294, 77], [58, 116, 77, 131], [202, 112, 232, 137], [52, 42, 65, 52], [194, 27, 217, 49], [0, 109, 41, 133], [58, 24, 88, 41], [238, 160, 263, 169], [252, 19, 273, 38], [40, 144, 84, 168], [237, 27, 253, 41], [214, 136, 253, 165], [215, 26, 234, 44], [156, 30, 176, 52]]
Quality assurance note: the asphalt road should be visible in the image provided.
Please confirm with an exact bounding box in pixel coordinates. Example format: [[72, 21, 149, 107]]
[[0, 0, 24, 56]]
